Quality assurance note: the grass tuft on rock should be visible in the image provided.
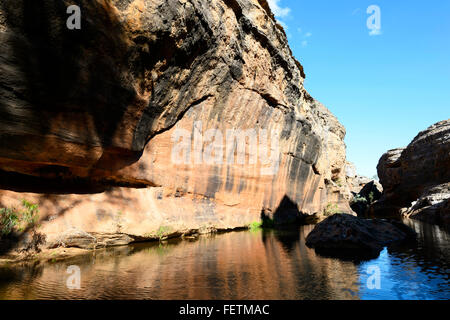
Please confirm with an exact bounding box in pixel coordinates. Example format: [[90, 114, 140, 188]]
[[0, 199, 39, 237]]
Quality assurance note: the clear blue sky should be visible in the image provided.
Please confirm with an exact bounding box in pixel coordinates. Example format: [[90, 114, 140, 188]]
[[268, 0, 450, 177]]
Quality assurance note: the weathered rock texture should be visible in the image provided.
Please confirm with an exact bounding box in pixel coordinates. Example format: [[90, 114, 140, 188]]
[[345, 161, 375, 194], [306, 214, 416, 260], [0, 0, 352, 249], [372, 120, 450, 226]]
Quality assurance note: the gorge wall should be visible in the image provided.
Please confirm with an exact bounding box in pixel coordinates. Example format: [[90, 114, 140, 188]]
[[373, 120, 450, 227], [0, 0, 353, 250]]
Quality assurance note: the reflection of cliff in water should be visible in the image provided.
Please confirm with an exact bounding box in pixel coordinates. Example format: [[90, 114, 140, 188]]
[[0, 220, 448, 300], [0, 226, 360, 300], [261, 226, 360, 299], [389, 219, 450, 274]]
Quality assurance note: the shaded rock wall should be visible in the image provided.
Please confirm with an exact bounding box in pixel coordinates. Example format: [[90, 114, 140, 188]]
[[0, 0, 352, 247], [373, 120, 450, 226]]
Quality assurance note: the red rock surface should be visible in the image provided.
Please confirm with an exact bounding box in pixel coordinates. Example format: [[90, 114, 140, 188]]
[[0, 0, 353, 248]]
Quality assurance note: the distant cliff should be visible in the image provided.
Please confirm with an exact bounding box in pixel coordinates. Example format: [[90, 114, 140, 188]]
[[0, 0, 352, 250], [372, 120, 450, 226]]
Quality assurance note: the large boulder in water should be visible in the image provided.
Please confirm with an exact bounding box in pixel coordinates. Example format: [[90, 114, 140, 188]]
[[305, 214, 416, 260]]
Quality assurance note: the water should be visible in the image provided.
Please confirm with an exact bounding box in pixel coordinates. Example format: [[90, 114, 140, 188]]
[[0, 220, 448, 300]]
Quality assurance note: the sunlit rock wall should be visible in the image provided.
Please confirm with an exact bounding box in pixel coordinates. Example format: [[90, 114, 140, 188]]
[[0, 0, 352, 245]]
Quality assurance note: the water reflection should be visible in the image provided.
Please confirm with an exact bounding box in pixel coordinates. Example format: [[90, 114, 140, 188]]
[[0, 220, 448, 300], [358, 220, 450, 300]]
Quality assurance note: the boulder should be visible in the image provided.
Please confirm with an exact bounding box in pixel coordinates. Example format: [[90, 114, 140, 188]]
[[401, 183, 450, 227], [305, 214, 416, 260], [373, 120, 450, 226], [47, 229, 136, 250], [350, 180, 382, 216]]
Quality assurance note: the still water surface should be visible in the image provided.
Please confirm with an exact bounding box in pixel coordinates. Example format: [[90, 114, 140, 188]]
[[0, 220, 448, 299]]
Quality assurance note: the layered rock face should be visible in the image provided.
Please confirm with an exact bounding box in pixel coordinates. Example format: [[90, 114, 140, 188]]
[[373, 120, 450, 226], [0, 0, 352, 248]]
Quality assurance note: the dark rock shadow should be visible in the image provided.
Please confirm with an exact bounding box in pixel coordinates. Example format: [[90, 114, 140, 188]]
[[271, 228, 300, 254], [0, 169, 111, 194], [261, 195, 303, 227], [0, 0, 137, 150], [351, 181, 382, 217], [259, 195, 302, 253]]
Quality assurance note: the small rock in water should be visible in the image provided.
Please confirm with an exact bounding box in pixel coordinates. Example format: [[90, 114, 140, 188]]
[[305, 214, 416, 260]]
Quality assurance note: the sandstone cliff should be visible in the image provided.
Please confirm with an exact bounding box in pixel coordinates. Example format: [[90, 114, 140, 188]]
[[0, 0, 352, 250], [372, 120, 450, 226]]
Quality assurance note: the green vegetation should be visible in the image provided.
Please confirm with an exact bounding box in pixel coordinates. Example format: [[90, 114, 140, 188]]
[[248, 216, 275, 231], [144, 226, 173, 241], [0, 207, 19, 236], [350, 194, 367, 205], [0, 199, 39, 236], [323, 203, 339, 216], [368, 191, 375, 204], [249, 221, 263, 231], [156, 226, 171, 240], [144, 225, 177, 242], [20, 199, 39, 228]]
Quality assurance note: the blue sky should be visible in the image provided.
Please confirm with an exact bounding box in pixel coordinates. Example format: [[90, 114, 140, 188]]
[[267, 0, 450, 177]]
